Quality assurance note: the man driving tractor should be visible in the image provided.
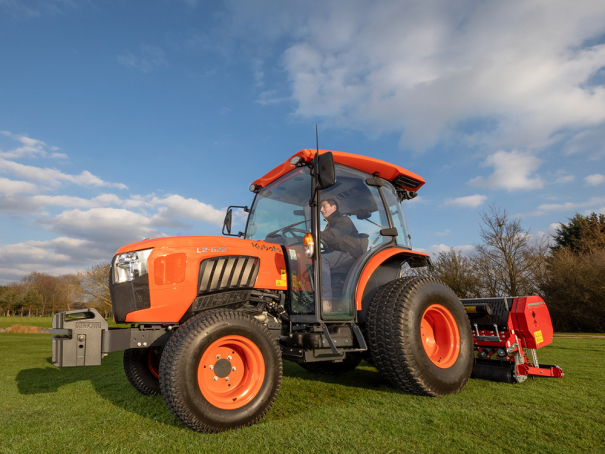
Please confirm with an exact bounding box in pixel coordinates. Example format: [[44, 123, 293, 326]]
[[320, 198, 365, 312]]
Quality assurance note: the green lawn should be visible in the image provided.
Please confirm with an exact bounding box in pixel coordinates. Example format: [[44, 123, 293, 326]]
[[1, 334, 604, 453]]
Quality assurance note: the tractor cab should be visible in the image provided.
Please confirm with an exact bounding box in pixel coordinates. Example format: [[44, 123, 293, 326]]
[[225, 149, 424, 323]]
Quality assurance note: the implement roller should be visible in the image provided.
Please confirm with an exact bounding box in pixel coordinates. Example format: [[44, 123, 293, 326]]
[[461, 296, 564, 384]]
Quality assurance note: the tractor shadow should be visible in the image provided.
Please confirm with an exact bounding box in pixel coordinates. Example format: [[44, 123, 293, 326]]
[[16, 356, 400, 428], [15, 355, 184, 429], [282, 360, 391, 390]]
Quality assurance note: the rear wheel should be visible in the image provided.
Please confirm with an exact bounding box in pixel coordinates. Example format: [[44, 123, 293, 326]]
[[299, 354, 362, 375], [123, 347, 162, 396], [159, 309, 282, 432], [367, 277, 472, 396]]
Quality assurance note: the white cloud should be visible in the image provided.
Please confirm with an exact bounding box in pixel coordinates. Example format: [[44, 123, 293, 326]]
[[32, 193, 123, 208], [0, 131, 65, 160], [228, 1, 605, 153], [468, 150, 544, 191], [518, 195, 605, 216], [118, 44, 168, 73], [416, 244, 475, 256], [0, 158, 128, 189], [536, 223, 561, 245], [585, 173, 605, 186], [0, 177, 39, 195], [256, 90, 289, 106], [554, 173, 575, 184], [0, 130, 231, 282], [445, 194, 487, 208], [149, 194, 225, 225], [564, 125, 605, 157], [0, 236, 109, 284], [436, 229, 450, 237], [46, 207, 161, 245]]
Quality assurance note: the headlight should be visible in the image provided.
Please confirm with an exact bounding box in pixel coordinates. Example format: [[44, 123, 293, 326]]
[[113, 248, 153, 284]]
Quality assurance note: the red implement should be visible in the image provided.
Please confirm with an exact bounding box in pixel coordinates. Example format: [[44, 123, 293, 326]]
[[461, 296, 564, 384]]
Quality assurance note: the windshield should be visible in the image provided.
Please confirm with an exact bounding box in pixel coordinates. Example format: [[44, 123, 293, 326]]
[[245, 167, 313, 244], [382, 181, 412, 249]]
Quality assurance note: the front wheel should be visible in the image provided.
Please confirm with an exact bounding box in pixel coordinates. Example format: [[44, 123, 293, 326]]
[[159, 309, 282, 433], [123, 347, 162, 395], [367, 277, 473, 396]]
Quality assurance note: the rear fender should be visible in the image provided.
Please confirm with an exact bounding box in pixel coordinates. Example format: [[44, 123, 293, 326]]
[[355, 249, 430, 323]]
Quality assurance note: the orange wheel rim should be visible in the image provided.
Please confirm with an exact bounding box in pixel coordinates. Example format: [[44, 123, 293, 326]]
[[197, 335, 265, 410], [421, 304, 460, 369], [147, 347, 160, 379]]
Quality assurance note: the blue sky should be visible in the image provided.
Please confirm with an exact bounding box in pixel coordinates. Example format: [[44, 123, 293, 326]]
[[1, 0, 605, 284]]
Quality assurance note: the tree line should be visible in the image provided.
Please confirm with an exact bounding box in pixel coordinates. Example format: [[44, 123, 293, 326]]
[[0, 264, 111, 318], [418, 207, 605, 333]]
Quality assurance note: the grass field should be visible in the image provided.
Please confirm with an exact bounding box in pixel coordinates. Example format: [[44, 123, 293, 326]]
[[1, 330, 604, 453]]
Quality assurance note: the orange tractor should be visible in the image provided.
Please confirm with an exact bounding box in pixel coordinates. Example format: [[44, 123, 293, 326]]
[[51, 149, 561, 433]]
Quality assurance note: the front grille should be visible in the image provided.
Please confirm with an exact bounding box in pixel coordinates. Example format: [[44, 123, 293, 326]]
[[198, 256, 260, 294], [394, 175, 422, 190]]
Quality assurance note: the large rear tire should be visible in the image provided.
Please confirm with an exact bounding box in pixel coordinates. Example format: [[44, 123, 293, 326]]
[[298, 354, 362, 375], [367, 277, 473, 396], [123, 347, 162, 396], [159, 309, 282, 433]]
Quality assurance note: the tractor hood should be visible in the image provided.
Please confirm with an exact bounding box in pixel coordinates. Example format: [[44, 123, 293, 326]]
[[115, 236, 264, 255], [113, 236, 287, 324]]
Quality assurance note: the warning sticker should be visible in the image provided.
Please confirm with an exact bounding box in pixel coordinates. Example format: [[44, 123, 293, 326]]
[[289, 249, 297, 260], [276, 270, 287, 287], [534, 330, 543, 344]]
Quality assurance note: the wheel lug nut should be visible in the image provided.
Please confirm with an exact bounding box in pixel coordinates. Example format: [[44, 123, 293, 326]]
[[225, 377, 230, 382], [216, 355, 221, 360], [209, 365, 214, 370], [227, 355, 232, 360], [213, 376, 218, 381], [232, 367, 236, 372]]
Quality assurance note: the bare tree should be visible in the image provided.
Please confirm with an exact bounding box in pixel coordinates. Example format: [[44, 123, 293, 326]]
[[475, 205, 545, 297], [74, 263, 112, 318], [20, 272, 80, 315], [426, 249, 482, 299]]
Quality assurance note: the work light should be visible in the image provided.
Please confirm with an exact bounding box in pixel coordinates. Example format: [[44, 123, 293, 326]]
[[113, 248, 153, 283], [303, 233, 314, 258]]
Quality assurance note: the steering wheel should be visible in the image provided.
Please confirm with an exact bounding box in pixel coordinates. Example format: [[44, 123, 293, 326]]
[[282, 227, 307, 242]]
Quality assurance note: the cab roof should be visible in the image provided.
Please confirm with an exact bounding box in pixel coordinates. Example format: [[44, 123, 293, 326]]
[[251, 149, 425, 192]]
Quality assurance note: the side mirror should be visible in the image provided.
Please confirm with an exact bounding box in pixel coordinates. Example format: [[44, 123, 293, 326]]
[[317, 152, 336, 189], [222, 206, 248, 237], [222, 208, 233, 235]]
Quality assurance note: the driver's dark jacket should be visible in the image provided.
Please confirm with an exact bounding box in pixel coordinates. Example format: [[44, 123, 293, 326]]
[[322, 210, 364, 258]]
